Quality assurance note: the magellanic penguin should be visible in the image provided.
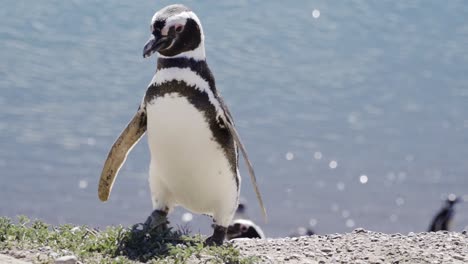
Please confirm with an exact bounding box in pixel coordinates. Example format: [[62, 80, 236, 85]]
[[98, 4, 266, 246], [227, 203, 265, 240], [428, 194, 461, 232], [227, 219, 265, 240]]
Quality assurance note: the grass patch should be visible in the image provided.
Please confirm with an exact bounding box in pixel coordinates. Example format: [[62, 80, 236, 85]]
[[0, 216, 259, 263]]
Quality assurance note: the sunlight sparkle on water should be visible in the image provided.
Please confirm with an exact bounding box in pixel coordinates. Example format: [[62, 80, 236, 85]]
[[397, 172, 407, 182], [341, 210, 350, 218], [313, 151, 322, 160], [448, 193, 457, 201], [329, 160, 338, 169], [78, 180, 88, 189], [359, 175, 368, 184], [309, 218, 318, 227], [463, 194, 468, 202], [285, 151, 294, 161], [182, 212, 193, 222], [86, 137, 96, 146], [396, 197, 405, 206], [345, 219, 355, 228], [386, 172, 396, 181], [337, 182, 345, 191], [312, 9, 320, 19], [331, 203, 340, 212]]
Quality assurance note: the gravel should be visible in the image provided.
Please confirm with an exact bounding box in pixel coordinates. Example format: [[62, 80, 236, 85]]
[[232, 229, 468, 264], [2, 229, 467, 263]]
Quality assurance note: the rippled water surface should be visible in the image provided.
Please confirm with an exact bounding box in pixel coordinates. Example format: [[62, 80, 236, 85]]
[[1, 1, 468, 237]]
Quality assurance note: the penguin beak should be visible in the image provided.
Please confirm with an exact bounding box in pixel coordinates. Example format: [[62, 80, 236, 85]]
[[143, 35, 171, 58]]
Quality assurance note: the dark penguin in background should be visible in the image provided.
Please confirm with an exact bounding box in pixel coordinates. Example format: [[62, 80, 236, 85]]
[[428, 194, 461, 232], [227, 203, 265, 240], [289, 226, 315, 237], [97, 4, 266, 246]]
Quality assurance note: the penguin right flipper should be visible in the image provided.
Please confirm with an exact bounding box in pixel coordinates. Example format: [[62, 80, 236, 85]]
[[217, 94, 267, 222], [225, 120, 267, 222], [98, 107, 147, 202]]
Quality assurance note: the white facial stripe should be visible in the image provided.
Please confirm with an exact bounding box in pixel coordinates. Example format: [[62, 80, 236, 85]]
[[150, 68, 222, 117], [152, 11, 202, 34], [161, 16, 186, 36]]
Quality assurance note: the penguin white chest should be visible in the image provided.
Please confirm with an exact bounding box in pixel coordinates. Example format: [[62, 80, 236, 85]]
[[145, 92, 238, 220]]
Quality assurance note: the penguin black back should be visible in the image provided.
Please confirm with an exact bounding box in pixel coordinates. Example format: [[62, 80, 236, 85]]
[[428, 195, 460, 232]]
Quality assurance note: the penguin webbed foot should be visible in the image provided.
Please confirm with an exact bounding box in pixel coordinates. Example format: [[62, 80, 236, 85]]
[[204, 225, 227, 246], [141, 209, 169, 233]]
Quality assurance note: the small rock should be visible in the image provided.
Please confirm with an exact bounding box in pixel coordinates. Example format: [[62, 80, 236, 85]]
[[70, 227, 81, 233], [55, 255, 78, 264], [353, 228, 367, 234], [321, 248, 332, 253], [330, 234, 342, 239], [37, 254, 50, 262], [39, 246, 52, 252], [13, 252, 26, 259], [453, 255, 464, 261]]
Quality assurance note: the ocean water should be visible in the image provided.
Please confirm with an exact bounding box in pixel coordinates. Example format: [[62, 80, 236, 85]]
[[1, 0, 467, 237]]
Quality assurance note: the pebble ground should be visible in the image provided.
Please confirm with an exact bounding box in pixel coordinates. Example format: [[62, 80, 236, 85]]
[[1, 229, 467, 263]]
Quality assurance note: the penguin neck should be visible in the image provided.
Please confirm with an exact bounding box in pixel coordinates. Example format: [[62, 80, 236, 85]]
[[156, 55, 216, 92], [157, 42, 206, 62], [157, 56, 206, 70]]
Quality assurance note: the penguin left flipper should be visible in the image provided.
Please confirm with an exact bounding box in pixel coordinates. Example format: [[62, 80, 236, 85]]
[[98, 108, 147, 202], [217, 96, 267, 222]]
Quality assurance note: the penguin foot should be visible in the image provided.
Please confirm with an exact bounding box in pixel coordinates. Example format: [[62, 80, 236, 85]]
[[204, 225, 227, 246], [143, 209, 169, 232]]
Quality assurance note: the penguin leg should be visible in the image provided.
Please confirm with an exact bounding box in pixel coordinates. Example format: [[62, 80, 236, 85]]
[[204, 201, 237, 246], [205, 224, 227, 246], [144, 208, 169, 232], [144, 163, 172, 232]]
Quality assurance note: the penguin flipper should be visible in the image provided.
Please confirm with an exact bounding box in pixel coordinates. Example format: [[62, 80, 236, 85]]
[[98, 108, 147, 202], [225, 119, 267, 222]]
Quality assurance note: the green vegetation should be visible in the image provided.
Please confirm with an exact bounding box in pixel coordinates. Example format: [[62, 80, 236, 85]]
[[0, 216, 258, 264]]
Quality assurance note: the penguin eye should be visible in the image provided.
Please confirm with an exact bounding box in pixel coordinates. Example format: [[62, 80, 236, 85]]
[[240, 225, 248, 232], [175, 25, 184, 33]]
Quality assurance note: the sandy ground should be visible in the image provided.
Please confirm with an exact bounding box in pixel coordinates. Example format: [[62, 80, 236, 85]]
[[0, 254, 31, 264], [2, 229, 467, 263]]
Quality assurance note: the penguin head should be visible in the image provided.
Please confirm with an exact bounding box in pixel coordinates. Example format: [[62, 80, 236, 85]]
[[227, 219, 265, 240], [236, 203, 246, 214], [446, 193, 460, 206], [143, 4, 205, 59]]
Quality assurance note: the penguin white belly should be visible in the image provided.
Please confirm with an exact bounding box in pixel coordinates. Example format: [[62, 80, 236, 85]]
[[146, 93, 238, 224]]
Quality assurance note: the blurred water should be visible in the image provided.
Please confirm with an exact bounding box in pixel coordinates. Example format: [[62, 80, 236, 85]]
[[1, 0, 468, 237]]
